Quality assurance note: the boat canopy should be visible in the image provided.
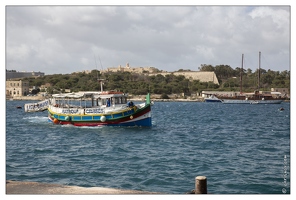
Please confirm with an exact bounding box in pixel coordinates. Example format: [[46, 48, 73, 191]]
[[51, 91, 127, 99], [52, 93, 85, 99]]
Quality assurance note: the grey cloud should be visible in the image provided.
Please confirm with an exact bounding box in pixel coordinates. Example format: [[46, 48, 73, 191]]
[[6, 5, 290, 74]]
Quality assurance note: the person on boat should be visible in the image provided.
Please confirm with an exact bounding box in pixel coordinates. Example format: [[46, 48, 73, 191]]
[[127, 101, 134, 107], [106, 98, 111, 107]]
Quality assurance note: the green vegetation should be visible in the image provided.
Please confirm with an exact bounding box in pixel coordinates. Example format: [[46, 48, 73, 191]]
[[22, 64, 290, 95], [199, 64, 290, 92]]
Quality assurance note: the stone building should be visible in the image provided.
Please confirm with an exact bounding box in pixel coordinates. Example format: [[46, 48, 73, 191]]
[[101, 63, 163, 74], [6, 80, 30, 98]]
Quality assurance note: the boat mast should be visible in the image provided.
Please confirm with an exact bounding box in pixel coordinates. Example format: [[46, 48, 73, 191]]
[[240, 54, 244, 94], [258, 51, 261, 90], [94, 54, 105, 92]]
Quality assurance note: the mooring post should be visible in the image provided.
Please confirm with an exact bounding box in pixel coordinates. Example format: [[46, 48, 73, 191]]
[[195, 176, 207, 194]]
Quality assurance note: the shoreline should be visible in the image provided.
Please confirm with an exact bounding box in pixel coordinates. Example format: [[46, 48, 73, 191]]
[[6, 180, 161, 194], [7, 96, 205, 102], [7, 96, 290, 103]]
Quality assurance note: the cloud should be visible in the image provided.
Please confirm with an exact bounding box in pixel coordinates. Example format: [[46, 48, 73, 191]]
[[6, 5, 290, 74]]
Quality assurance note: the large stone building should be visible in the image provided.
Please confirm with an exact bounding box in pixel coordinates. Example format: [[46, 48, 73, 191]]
[[6, 80, 30, 98], [101, 63, 162, 74], [6, 70, 45, 98]]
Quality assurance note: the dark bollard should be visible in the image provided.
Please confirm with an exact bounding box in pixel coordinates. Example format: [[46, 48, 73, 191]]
[[195, 176, 207, 194]]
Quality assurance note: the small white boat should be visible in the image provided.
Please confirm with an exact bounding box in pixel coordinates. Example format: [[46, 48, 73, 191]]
[[24, 99, 50, 112], [204, 95, 222, 103]]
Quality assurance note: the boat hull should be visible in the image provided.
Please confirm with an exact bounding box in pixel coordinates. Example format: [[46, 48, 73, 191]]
[[48, 104, 152, 127], [205, 99, 222, 103], [221, 99, 283, 104]]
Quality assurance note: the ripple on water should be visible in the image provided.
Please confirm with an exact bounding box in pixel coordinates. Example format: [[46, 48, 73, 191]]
[[6, 101, 290, 194]]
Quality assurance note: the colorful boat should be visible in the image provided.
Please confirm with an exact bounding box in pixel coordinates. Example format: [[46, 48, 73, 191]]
[[47, 81, 152, 127]]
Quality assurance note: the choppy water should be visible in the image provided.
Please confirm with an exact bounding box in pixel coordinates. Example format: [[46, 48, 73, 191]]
[[6, 100, 290, 194]]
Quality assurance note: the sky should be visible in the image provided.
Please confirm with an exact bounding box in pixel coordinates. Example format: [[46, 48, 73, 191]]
[[4, 1, 292, 75], [1, 1, 295, 199]]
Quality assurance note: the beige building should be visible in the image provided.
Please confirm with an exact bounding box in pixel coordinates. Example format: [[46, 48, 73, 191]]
[[101, 63, 164, 74], [6, 80, 30, 97]]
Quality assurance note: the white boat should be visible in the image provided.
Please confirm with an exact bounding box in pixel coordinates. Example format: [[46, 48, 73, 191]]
[[24, 99, 50, 112], [204, 95, 222, 102]]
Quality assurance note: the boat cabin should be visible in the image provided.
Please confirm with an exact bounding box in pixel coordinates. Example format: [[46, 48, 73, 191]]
[[51, 91, 129, 109]]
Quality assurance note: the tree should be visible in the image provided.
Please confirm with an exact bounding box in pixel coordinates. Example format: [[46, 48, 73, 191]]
[[215, 65, 234, 79], [198, 64, 215, 71]]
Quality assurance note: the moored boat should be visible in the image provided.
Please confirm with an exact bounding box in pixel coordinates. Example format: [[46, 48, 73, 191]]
[[220, 52, 284, 104], [222, 98, 282, 104], [204, 95, 222, 103], [24, 99, 50, 112]]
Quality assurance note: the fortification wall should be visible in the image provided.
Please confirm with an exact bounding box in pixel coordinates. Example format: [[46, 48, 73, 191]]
[[149, 71, 219, 85]]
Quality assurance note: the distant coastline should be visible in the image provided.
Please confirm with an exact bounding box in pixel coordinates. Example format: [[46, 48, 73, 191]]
[[6, 96, 289, 103], [7, 96, 204, 102]]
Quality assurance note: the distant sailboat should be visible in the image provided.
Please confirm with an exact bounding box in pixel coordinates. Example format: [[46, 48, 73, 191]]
[[221, 52, 283, 104]]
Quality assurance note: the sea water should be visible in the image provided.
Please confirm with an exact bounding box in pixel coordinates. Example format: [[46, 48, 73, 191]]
[[6, 100, 290, 194]]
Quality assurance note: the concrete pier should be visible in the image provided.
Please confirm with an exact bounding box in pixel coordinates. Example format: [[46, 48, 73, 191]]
[[6, 180, 160, 194]]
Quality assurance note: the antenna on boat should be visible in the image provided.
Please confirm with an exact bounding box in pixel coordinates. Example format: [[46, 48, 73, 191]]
[[258, 51, 261, 90], [240, 53, 244, 94], [98, 55, 104, 71], [94, 54, 99, 80], [94, 54, 105, 92]]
